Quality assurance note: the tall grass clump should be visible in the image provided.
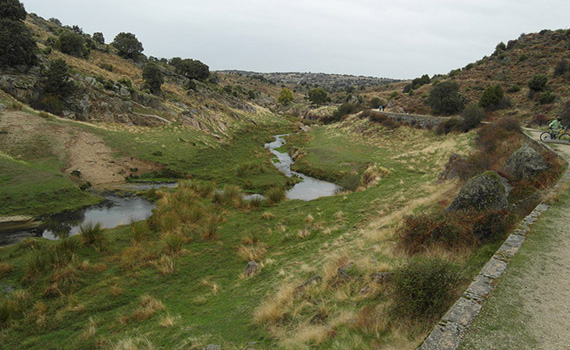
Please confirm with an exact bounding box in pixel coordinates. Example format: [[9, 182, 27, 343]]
[[393, 259, 463, 321], [161, 232, 184, 255], [130, 219, 152, 243], [80, 222, 106, 249], [265, 186, 286, 205]]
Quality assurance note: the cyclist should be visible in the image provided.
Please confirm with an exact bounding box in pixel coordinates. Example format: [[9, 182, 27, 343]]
[[548, 117, 563, 138]]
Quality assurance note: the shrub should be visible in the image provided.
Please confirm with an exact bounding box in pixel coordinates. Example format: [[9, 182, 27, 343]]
[[307, 88, 328, 106], [112, 32, 144, 60], [142, 63, 163, 94], [393, 259, 462, 320], [507, 84, 521, 93], [0, 18, 37, 67], [57, 31, 89, 58], [332, 103, 358, 121], [338, 173, 360, 192], [538, 91, 556, 105], [553, 59, 569, 77], [278, 87, 294, 105], [435, 117, 462, 135], [460, 104, 485, 131], [427, 81, 465, 115], [528, 74, 548, 96], [529, 114, 549, 126], [170, 58, 210, 81], [92, 32, 105, 45], [42, 59, 75, 99], [479, 85, 509, 111], [398, 212, 476, 255]]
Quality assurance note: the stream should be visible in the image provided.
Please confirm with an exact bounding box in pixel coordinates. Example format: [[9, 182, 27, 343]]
[[265, 134, 340, 201], [0, 135, 339, 245]]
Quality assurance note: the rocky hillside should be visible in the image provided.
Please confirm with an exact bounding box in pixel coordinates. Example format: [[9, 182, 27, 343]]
[[0, 13, 286, 136], [365, 29, 570, 122]]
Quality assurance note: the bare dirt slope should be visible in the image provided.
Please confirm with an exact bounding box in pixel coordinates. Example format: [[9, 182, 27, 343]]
[[459, 132, 570, 350], [0, 111, 159, 186]]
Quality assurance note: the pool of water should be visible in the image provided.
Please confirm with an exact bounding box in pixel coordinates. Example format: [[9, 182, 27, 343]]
[[265, 134, 341, 201], [0, 193, 155, 245]]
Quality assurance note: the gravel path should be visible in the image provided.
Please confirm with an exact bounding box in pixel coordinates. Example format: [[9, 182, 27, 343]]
[[459, 132, 570, 350]]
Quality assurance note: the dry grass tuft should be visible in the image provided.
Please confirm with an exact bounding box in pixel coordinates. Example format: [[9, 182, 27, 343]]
[[200, 278, 220, 295], [81, 316, 99, 340], [237, 243, 267, 262], [297, 228, 311, 239], [130, 294, 165, 322], [281, 324, 329, 349], [152, 255, 176, 275], [261, 211, 276, 220], [108, 335, 155, 350], [253, 283, 296, 325], [159, 313, 180, 328], [0, 262, 13, 274]]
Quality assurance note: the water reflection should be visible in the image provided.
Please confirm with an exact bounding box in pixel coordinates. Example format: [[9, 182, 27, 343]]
[[265, 134, 341, 201]]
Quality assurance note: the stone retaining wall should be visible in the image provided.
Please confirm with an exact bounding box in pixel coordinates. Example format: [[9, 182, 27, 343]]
[[381, 112, 448, 129], [417, 135, 570, 350]]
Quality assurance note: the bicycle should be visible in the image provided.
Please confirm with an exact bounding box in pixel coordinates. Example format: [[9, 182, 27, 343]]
[[540, 126, 570, 142]]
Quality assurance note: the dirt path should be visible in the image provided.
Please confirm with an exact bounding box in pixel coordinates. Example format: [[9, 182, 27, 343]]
[[459, 130, 570, 350]]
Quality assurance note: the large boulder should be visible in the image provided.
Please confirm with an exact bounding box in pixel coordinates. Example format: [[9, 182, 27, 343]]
[[447, 171, 508, 212], [503, 143, 549, 180]]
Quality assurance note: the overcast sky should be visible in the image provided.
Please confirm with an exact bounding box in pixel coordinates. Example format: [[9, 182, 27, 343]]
[[21, 0, 570, 79]]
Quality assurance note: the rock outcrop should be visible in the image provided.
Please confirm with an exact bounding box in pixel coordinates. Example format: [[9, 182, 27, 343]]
[[503, 143, 549, 180], [447, 171, 508, 212]]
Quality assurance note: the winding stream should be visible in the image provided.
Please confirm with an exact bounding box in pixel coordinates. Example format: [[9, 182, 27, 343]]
[[0, 134, 339, 245], [265, 134, 340, 201]]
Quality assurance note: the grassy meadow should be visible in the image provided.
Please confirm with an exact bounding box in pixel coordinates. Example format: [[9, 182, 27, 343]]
[[0, 114, 488, 350]]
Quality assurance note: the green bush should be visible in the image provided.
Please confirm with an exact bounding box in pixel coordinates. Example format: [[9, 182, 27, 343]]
[[461, 104, 485, 131], [56, 31, 89, 58], [0, 0, 27, 21], [332, 103, 358, 121], [435, 117, 462, 135], [507, 84, 521, 93], [393, 259, 462, 320], [112, 32, 144, 60], [338, 173, 360, 192], [0, 18, 37, 67], [307, 88, 329, 106], [170, 57, 210, 81], [479, 85, 509, 111], [142, 63, 164, 94], [92, 32, 105, 45], [528, 74, 548, 96], [42, 59, 75, 98], [427, 81, 465, 115], [538, 91, 556, 105]]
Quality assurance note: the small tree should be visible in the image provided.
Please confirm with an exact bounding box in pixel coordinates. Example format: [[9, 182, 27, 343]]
[[0, 19, 37, 67], [479, 85, 508, 111], [278, 87, 294, 105], [0, 0, 27, 21], [461, 104, 485, 132], [57, 31, 89, 58], [92, 32, 105, 45], [171, 58, 209, 81], [43, 59, 75, 98], [307, 87, 328, 106], [427, 81, 465, 115], [553, 59, 569, 78], [528, 74, 548, 93], [112, 32, 143, 60], [142, 63, 163, 94]]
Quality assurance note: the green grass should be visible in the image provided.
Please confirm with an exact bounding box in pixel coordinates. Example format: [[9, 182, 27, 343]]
[[0, 119, 480, 349], [0, 156, 100, 216]]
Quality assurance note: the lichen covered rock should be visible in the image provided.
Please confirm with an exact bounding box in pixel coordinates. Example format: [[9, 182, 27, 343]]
[[503, 143, 549, 180], [447, 171, 508, 212]]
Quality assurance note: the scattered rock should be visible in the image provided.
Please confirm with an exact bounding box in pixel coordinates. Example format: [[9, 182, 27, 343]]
[[296, 275, 322, 291], [503, 143, 549, 180], [337, 262, 354, 279], [0, 103, 6, 111], [447, 171, 508, 212], [370, 271, 394, 284], [244, 261, 259, 277]]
